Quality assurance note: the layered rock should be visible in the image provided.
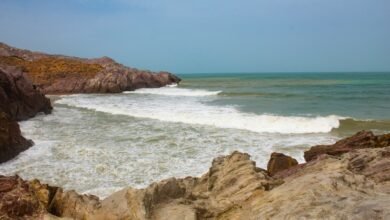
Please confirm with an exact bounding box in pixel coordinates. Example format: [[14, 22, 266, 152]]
[[304, 130, 390, 162], [0, 66, 52, 121], [0, 42, 181, 94], [50, 151, 282, 219], [222, 146, 390, 219]]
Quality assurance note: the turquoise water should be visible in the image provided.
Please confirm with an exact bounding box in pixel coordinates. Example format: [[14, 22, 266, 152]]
[[180, 72, 390, 120], [180, 72, 390, 134], [0, 72, 389, 198]]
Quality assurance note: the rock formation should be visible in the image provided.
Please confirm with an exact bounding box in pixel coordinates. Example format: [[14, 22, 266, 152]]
[[0, 131, 389, 219], [304, 130, 390, 161], [266, 152, 298, 176], [0, 112, 33, 163], [0, 42, 181, 94], [0, 66, 52, 121], [0, 66, 52, 163]]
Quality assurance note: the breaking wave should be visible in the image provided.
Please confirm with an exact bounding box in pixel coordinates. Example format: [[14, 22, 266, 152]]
[[56, 94, 343, 134]]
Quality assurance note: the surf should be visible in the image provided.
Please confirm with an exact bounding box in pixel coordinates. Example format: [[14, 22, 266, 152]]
[[123, 87, 222, 97], [56, 93, 343, 134]]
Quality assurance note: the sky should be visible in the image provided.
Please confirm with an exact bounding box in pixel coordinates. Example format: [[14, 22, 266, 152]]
[[0, 0, 389, 73]]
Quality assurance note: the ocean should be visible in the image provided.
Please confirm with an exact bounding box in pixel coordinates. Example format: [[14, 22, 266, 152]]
[[1, 72, 389, 198]]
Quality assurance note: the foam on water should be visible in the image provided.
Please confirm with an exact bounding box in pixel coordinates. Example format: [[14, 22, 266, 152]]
[[0, 105, 338, 198], [56, 92, 342, 134], [124, 86, 222, 97]]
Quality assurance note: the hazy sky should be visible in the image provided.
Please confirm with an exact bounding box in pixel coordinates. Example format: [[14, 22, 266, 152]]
[[0, 0, 389, 73]]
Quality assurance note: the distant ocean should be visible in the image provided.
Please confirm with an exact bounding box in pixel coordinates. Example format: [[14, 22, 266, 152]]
[[1, 72, 389, 198]]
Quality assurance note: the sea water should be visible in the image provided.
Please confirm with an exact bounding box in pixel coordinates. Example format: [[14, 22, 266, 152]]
[[1, 72, 389, 198]]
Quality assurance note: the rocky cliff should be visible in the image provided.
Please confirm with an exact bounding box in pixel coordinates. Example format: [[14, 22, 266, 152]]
[[0, 66, 52, 121], [0, 42, 181, 94], [0, 131, 389, 219], [0, 66, 52, 163]]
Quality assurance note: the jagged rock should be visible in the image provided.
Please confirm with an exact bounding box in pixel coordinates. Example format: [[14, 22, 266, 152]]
[[0, 42, 181, 94], [348, 147, 390, 183], [49, 151, 281, 219], [0, 176, 55, 220], [0, 66, 52, 163], [304, 130, 390, 161], [0, 66, 52, 121], [0, 112, 33, 163], [266, 152, 298, 176], [220, 147, 390, 219]]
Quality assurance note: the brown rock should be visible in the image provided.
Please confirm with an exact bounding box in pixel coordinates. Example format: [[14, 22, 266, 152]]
[[0, 176, 51, 219], [0, 112, 33, 163], [304, 130, 390, 162], [0, 66, 52, 121], [267, 152, 298, 176], [0, 66, 52, 163], [0, 42, 181, 94]]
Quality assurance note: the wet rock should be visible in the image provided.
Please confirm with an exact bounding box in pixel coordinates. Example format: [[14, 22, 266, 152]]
[[304, 131, 390, 162], [267, 152, 298, 176]]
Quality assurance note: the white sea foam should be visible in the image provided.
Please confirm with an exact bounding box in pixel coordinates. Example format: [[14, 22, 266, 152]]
[[0, 99, 341, 199], [56, 93, 342, 134], [123, 87, 222, 97]]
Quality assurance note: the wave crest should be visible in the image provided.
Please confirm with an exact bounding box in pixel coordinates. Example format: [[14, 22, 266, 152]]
[[56, 94, 342, 134], [123, 87, 221, 97]]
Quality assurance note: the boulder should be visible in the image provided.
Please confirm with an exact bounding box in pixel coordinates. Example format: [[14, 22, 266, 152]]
[[267, 152, 298, 176], [304, 130, 390, 162]]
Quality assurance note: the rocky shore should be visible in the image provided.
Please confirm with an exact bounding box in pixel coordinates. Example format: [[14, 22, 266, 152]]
[[0, 66, 52, 163], [0, 42, 180, 163], [0, 131, 389, 219], [0, 42, 181, 94]]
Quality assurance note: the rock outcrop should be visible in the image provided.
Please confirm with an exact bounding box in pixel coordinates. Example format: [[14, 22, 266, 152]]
[[0, 66, 52, 163], [304, 130, 390, 162], [222, 146, 390, 219], [0, 66, 52, 121], [266, 152, 298, 176], [1, 132, 389, 219], [0, 42, 181, 94], [50, 151, 282, 219], [0, 112, 33, 163]]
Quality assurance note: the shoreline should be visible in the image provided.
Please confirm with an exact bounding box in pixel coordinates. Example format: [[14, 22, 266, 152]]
[[1, 131, 389, 219]]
